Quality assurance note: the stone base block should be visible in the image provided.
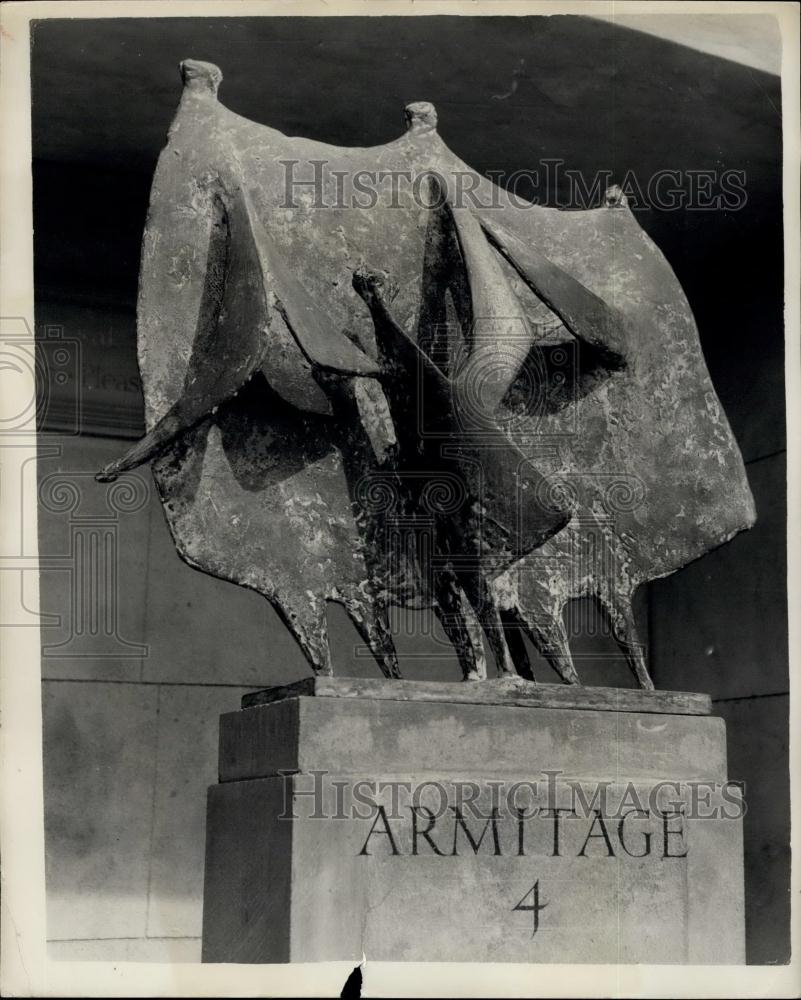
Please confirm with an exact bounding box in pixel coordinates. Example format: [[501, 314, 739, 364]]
[[201, 680, 745, 964]]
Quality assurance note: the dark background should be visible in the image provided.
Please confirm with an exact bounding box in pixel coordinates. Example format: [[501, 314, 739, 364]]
[[32, 15, 788, 964]]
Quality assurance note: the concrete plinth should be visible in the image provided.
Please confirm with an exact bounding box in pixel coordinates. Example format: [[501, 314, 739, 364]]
[[201, 679, 745, 964]]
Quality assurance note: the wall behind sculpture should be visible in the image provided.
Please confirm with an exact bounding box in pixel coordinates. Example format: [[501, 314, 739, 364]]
[[32, 15, 787, 963]]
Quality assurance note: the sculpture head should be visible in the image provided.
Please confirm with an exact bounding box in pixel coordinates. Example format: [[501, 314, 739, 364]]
[[404, 101, 438, 133], [179, 59, 223, 95]]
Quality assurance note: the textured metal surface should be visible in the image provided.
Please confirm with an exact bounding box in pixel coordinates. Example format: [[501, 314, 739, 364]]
[[98, 59, 755, 687]]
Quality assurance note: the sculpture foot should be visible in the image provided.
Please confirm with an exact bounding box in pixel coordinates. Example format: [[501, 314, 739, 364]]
[[342, 600, 402, 680], [599, 592, 654, 690], [433, 573, 487, 681], [504, 604, 581, 685]]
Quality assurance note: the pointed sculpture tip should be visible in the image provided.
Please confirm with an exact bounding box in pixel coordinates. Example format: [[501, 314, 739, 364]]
[[604, 184, 628, 208], [95, 465, 119, 484], [180, 59, 223, 96], [404, 101, 438, 134]]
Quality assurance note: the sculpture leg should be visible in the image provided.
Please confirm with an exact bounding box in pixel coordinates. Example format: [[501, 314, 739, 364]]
[[599, 593, 654, 690], [510, 604, 582, 685], [342, 598, 402, 679], [281, 601, 333, 676], [482, 611, 518, 678], [499, 607, 536, 681], [533, 616, 582, 685], [434, 571, 487, 681], [461, 573, 517, 677]]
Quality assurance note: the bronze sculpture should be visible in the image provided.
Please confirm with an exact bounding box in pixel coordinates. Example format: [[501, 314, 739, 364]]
[[97, 59, 756, 687]]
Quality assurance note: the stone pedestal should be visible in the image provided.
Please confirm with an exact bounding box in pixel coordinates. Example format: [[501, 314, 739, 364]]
[[201, 678, 745, 964]]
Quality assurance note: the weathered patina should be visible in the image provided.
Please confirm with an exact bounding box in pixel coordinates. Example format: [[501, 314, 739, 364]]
[[98, 59, 755, 687]]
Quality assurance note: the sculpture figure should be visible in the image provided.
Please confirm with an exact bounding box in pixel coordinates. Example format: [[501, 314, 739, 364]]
[[98, 59, 755, 687]]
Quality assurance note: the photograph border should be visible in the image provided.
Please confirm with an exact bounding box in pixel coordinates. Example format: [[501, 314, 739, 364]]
[[1, 1, 798, 996]]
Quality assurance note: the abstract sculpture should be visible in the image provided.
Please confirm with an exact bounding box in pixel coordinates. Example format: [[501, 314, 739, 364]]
[[97, 59, 756, 688]]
